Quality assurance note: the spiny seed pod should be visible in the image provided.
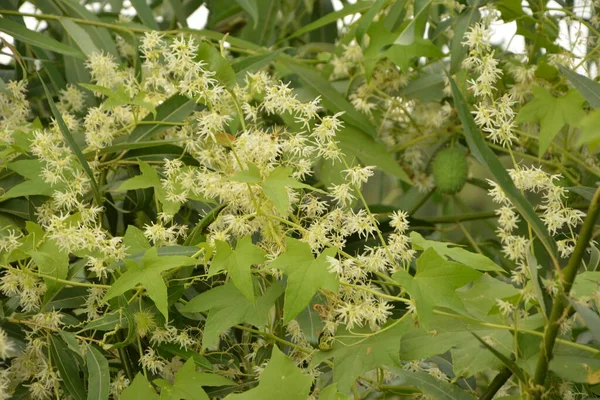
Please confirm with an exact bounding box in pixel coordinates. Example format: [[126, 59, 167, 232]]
[[431, 148, 469, 195]]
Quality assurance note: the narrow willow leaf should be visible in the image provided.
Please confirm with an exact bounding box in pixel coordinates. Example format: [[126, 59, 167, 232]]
[[449, 77, 558, 266], [50, 336, 86, 400], [284, 2, 371, 41], [168, 0, 188, 27], [0, 18, 83, 58], [60, 18, 100, 56], [394, 370, 476, 399], [89, 138, 185, 156], [241, 0, 279, 45], [471, 332, 527, 383], [231, 49, 285, 78], [58, 0, 120, 58], [39, 76, 102, 204], [285, 61, 376, 136], [571, 300, 600, 342], [128, 95, 195, 142], [450, 8, 481, 73], [86, 346, 110, 400], [525, 248, 549, 319], [559, 65, 600, 109], [356, 0, 387, 41], [235, 0, 259, 27], [130, 0, 159, 29]]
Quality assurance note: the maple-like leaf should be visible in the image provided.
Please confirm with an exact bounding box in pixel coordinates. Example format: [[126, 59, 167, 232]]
[[312, 320, 407, 393], [261, 166, 314, 214], [104, 247, 197, 320], [121, 374, 159, 400], [231, 163, 316, 214], [410, 232, 504, 272], [227, 346, 312, 400], [393, 248, 481, 329], [181, 282, 284, 348], [154, 358, 235, 400], [208, 236, 266, 302], [269, 237, 339, 323], [516, 86, 585, 155], [118, 160, 180, 214]]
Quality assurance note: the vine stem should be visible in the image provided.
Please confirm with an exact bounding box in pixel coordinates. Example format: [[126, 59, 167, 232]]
[[531, 186, 600, 398]]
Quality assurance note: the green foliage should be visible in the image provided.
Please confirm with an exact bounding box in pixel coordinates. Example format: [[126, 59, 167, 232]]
[[1, 0, 600, 399]]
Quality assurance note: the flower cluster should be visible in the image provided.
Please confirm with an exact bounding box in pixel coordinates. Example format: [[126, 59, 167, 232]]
[[488, 166, 585, 284], [462, 17, 520, 147]]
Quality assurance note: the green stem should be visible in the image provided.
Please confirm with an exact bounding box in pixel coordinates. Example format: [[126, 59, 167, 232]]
[[531, 186, 600, 398], [0, 265, 110, 289]]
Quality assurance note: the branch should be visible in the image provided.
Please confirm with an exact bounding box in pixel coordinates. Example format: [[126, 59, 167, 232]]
[[531, 186, 600, 398]]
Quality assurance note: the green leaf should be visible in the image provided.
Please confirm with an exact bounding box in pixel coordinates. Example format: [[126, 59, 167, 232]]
[[393, 248, 481, 329], [471, 332, 527, 383], [208, 236, 266, 302], [525, 248, 549, 318], [571, 300, 600, 342], [230, 163, 262, 183], [576, 109, 600, 149], [337, 125, 411, 183], [119, 160, 161, 191], [0, 18, 83, 59], [449, 77, 558, 266], [50, 336, 86, 400], [240, 0, 279, 46], [410, 232, 504, 272], [196, 43, 237, 90], [1, 160, 57, 200], [39, 76, 102, 204], [86, 345, 110, 400], [60, 18, 100, 56], [128, 95, 195, 142], [356, 0, 387, 41], [235, 0, 259, 27], [312, 321, 407, 393], [284, 61, 377, 136], [269, 237, 338, 322], [559, 65, 600, 109], [516, 85, 585, 155], [572, 271, 600, 298], [458, 275, 520, 319], [284, 2, 371, 41], [262, 166, 314, 214], [319, 384, 351, 400], [30, 238, 69, 298], [231, 49, 285, 78], [121, 374, 159, 400], [393, 370, 476, 400], [130, 0, 159, 29], [451, 329, 513, 377], [83, 310, 129, 331], [122, 225, 151, 256], [104, 247, 197, 320], [155, 358, 235, 400], [117, 160, 180, 214], [90, 138, 186, 156], [384, 39, 443, 72], [450, 8, 481, 74], [181, 282, 284, 348], [57, 0, 120, 58], [227, 346, 312, 400]]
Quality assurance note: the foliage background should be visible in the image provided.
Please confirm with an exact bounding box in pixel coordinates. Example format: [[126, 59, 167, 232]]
[[1, 0, 600, 399]]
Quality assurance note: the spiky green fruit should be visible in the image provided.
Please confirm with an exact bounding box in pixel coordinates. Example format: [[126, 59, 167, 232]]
[[431, 148, 468, 195]]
